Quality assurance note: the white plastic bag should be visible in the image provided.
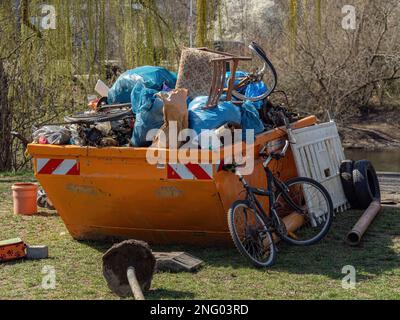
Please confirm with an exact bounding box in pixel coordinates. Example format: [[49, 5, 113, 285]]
[[32, 126, 71, 145]]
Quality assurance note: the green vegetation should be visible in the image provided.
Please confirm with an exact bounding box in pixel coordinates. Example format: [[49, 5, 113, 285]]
[[1, 1, 399, 172], [1, 176, 399, 300], [0, 171, 34, 179]]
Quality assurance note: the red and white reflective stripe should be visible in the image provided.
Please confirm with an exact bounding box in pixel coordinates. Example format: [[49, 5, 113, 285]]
[[167, 163, 214, 180], [36, 158, 80, 175]]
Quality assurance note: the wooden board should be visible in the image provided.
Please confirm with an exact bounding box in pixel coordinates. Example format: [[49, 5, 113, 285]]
[[154, 252, 204, 273]]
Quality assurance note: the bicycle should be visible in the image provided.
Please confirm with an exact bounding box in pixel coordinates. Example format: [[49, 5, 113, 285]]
[[227, 41, 277, 103], [225, 140, 334, 268]]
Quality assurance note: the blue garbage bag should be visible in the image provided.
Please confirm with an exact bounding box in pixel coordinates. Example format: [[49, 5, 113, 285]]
[[225, 71, 248, 94], [130, 82, 165, 147], [245, 81, 268, 100], [240, 101, 265, 141], [108, 66, 177, 104], [188, 96, 242, 135], [225, 70, 268, 109], [245, 81, 268, 109]]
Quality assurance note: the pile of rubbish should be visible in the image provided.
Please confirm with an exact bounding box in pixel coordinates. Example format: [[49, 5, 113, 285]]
[[32, 50, 298, 149], [32, 119, 134, 147]]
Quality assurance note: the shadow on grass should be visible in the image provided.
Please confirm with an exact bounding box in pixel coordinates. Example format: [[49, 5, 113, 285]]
[[153, 208, 400, 283], [270, 208, 400, 282], [36, 211, 59, 217], [147, 288, 195, 300], [76, 208, 400, 284], [1, 256, 57, 266]]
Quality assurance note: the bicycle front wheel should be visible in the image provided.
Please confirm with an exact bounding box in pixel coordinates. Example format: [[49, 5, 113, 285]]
[[274, 177, 334, 246], [228, 200, 276, 268]]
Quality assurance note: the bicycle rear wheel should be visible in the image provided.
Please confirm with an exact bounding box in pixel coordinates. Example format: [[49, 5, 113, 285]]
[[228, 200, 276, 268], [274, 177, 334, 246], [64, 109, 133, 124]]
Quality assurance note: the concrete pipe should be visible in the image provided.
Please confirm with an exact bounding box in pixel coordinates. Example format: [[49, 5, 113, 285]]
[[346, 200, 381, 246]]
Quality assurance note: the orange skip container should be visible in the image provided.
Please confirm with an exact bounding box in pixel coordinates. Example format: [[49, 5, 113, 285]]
[[12, 183, 38, 216], [27, 116, 317, 246]]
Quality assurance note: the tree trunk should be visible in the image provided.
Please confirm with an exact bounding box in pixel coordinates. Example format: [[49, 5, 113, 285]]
[[0, 60, 12, 172], [196, 0, 207, 47]]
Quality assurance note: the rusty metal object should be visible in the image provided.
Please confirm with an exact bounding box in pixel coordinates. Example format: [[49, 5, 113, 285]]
[[154, 252, 204, 273], [102, 240, 155, 299], [346, 200, 381, 246]]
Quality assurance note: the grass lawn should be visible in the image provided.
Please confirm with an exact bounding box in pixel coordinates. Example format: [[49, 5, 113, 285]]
[[1, 174, 399, 300]]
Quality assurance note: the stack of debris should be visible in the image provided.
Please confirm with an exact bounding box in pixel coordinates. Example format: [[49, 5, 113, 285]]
[[31, 44, 299, 150]]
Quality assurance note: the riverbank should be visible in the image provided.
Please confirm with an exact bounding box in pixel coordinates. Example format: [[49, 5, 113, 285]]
[[339, 107, 400, 151]]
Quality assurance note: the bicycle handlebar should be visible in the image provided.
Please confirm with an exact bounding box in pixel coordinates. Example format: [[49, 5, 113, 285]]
[[259, 140, 290, 160], [223, 140, 290, 173]]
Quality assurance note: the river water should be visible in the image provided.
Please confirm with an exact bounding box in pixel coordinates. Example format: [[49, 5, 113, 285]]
[[345, 149, 400, 173]]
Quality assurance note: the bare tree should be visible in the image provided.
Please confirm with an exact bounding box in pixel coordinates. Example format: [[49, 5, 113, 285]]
[[0, 60, 12, 171]]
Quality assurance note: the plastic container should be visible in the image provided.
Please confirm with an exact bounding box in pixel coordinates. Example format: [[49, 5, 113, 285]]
[[12, 183, 38, 216], [288, 121, 349, 213], [27, 116, 317, 246]]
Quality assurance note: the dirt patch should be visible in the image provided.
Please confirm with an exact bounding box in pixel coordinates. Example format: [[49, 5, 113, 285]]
[[339, 107, 400, 150]]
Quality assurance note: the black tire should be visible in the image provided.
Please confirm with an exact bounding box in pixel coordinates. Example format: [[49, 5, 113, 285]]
[[274, 177, 334, 246], [353, 160, 381, 210], [228, 200, 276, 268], [340, 160, 359, 209]]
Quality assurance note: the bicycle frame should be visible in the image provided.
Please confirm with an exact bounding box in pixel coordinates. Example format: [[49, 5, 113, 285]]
[[236, 164, 305, 229]]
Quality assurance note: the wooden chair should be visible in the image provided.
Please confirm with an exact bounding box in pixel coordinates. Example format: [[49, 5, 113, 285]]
[[176, 47, 251, 108]]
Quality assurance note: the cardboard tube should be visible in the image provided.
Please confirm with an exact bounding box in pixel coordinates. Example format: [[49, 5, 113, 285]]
[[282, 212, 306, 233], [346, 200, 381, 246], [264, 212, 305, 246]]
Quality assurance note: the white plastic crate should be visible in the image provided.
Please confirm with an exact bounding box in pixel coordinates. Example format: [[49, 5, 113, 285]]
[[288, 121, 349, 214]]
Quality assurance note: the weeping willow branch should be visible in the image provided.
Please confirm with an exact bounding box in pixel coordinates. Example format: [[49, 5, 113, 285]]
[[289, 0, 298, 55], [217, 0, 223, 39], [138, 0, 181, 65], [315, 0, 322, 35], [0, 33, 36, 60], [21, 0, 42, 38], [196, 0, 207, 47]]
